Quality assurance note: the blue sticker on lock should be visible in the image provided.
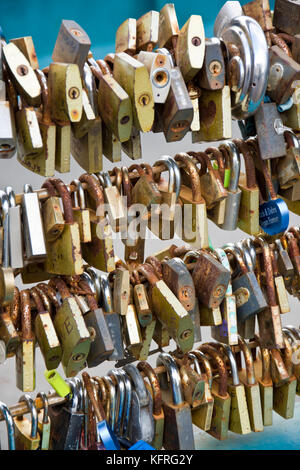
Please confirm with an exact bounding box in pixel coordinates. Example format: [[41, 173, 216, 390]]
[[259, 198, 289, 236]]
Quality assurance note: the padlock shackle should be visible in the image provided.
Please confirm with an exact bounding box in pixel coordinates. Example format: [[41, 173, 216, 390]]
[[138, 263, 160, 286], [284, 130, 299, 149], [111, 167, 123, 194], [37, 283, 60, 310], [42, 180, 57, 197], [0, 401, 15, 450], [198, 344, 228, 398], [192, 350, 213, 388], [121, 166, 133, 207], [71, 179, 87, 210], [30, 287, 45, 314], [78, 280, 98, 312], [94, 376, 108, 407], [137, 361, 163, 416], [254, 335, 272, 385], [224, 245, 248, 275], [47, 178, 74, 224], [175, 152, 202, 202], [20, 289, 33, 340], [7, 286, 20, 328], [123, 364, 149, 407], [254, 237, 277, 306], [101, 375, 117, 432], [79, 173, 104, 208], [220, 142, 241, 192], [233, 139, 257, 189], [113, 369, 132, 437], [49, 278, 71, 301], [18, 394, 38, 439], [156, 352, 184, 406], [238, 336, 256, 386], [145, 256, 163, 278], [281, 336, 294, 377], [5, 186, 16, 208], [211, 342, 240, 386], [82, 372, 106, 423], [36, 392, 49, 425], [153, 156, 175, 190], [285, 326, 300, 341], [206, 147, 226, 182], [247, 138, 277, 200], [108, 369, 125, 435], [99, 274, 114, 313]]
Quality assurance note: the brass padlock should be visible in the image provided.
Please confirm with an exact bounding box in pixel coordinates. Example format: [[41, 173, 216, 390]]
[[15, 290, 35, 392], [115, 18, 137, 54], [10, 36, 39, 70], [14, 395, 40, 450], [71, 179, 91, 244], [175, 15, 205, 82], [41, 179, 65, 242], [136, 10, 159, 52], [113, 52, 154, 132], [44, 178, 84, 276], [52, 20, 91, 74]]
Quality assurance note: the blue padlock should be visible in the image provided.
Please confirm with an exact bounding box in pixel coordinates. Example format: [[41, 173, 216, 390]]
[[129, 441, 155, 450]]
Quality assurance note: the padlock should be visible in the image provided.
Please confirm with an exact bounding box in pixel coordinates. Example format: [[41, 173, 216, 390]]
[[157, 352, 195, 450], [121, 126, 142, 160], [50, 277, 91, 377], [14, 395, 40, 450], [15, 290, 35, 392], [115, 18, 137, 54], [216, 343, 251, 435], [162, 257, 201, 342], [101, 121, 121, 163], [159, 66, 193, 143], [131, 271, 152, 327], [198, 344, 231, 441], [198, 38, 226, 90], [130, 164, 162, 209], [248, 139, 289, 236], [52, 20, 91, 74], [48, 379, 84, 450], [158, 3, 179, 49], [108, 369, 128, 439], [194, 86, 232, 142], [79, 174, 115, 273], [71, 179, 91, 243], [10, 36, 39, 70], [71, 88, 95, 140], [218, 142, 242, 231], [174, 153, 209, 247], [214, 13, 269, 119], [254, 102, 286, 160], [137, 361, 164, 450], [189, 351, 214, 431], [0, 43, 16, 159], [5, 186, 23, 269], [211, 248, 238, 346], [224, 245, 267, 323], [233, 139, 260, 235], [131, 319, 156, 361], [189, 250, 230, 310], [113, 52, 154, 132], [139, 264, 194, 353], [0, 191, 14, 306], [175, 15, 205, 82], [41, 179, 65, 243], [136, 10, 159, 52], [48, 62, 82, 123], [2, 42, 41, 106], [113, 267, 130, 317], [137, 51, 171, 104], [37, 392, 51, 450], [272, 337, 297, 419], [90, 58, 132, 143], [254, 238, 284, 349], [15, 98, 43, 162], [277, 131, 300, 189], [252, 335, 273, 426], [270, 246, 290, 314], [100, 274, 125, 361], [21, 183, 46, 263], [83, 372, 120, 450], [195, 150, 228, 210], [151, 156, 181, 241], [44, 179, 83, 276], [122, 364, 154, 444], [237, 336, 264, 432], [275, 238, 294, 288], [267, 46, 300, 105], [71, 115, 103, 173], [178, 358, 206, 408], [123, 286, 143, 351], [31, 287, 62, 370], [96, 171, 126, 233], [0, 401, 15, 450]]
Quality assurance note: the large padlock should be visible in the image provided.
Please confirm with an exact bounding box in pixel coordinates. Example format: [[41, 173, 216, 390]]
[[157, 352, 195, 450]]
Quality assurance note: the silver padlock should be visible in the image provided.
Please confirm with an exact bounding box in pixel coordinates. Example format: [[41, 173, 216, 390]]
[[254, 102, 286, 160], [123, 364, 154, 443], [5, 186, 23, 269], [100, 274, 125, 361], [219, 142, 242, 231], [21, 184, 46, 262]]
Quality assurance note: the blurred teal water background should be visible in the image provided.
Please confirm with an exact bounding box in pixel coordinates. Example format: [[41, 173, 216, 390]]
[[1, 0, 275, 67]]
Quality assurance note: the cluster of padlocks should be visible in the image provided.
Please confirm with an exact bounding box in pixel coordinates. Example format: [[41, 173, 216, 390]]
[[0, 0, 300, 451]]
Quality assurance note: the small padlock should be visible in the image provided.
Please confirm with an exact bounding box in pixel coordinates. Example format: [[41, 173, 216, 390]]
[[14, 395, 40, 450], [198, 38, 226, 90], [115, 18, 137, 55]]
